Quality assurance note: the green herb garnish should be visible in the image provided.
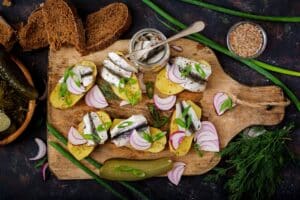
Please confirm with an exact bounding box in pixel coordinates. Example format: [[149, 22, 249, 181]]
[[174, 118, 186, 128], [205, 123, 296, 200], [34, 157, 48, 169], [97, 122, 112, 132], [141, 131, 166, 143], [115, 166, 146, 178], [175, 106, 192, 129], [118, 121, 133, 129], [148, 104, 170, 128], [145, 81, 154, 99], [180, 64, 192, 77], [98, 82, 119, 100], [83, 134, 101, 143], [194, 63, 206, 79], [193, 143, 203, 157], [220, 97, 233, 113], [126, 90, 141, 106]]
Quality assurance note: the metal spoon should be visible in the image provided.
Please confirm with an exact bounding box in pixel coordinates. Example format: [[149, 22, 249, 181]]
[[126, 21, 206, 60]]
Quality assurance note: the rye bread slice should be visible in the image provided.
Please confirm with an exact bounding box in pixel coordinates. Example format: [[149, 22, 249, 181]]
[[85, 3, 131, 53], [18, 8, 49, 51], [0, 15, 16, 50], [42, 0, 85, 54]]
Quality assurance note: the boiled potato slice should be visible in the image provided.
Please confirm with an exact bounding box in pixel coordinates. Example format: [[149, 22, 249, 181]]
[[50, 61, 97, 109], [169, 101, 202, 156], [68, 111, 111, 160], [155, 68, 184, 95], [111, 119, 166, 153], [111, 74, 142, 105]]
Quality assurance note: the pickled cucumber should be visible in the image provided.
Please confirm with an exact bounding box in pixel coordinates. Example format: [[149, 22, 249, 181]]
[[0, 49, 38, 99], [99, 158, 173, 181]]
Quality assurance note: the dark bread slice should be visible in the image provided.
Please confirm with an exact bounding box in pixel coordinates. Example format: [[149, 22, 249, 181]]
[[18, 8, 49, 51], [85, 3, 131, 53], [0, 15, 16, 50], [42, 0, 85, 54]]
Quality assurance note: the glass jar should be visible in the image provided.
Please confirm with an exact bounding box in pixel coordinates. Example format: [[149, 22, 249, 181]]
[[129, 28, 170, 72]]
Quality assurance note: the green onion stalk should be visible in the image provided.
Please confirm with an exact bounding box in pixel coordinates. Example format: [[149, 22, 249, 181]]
[[142, 0, 300, 111], [180, 0, 300, 23], [47, 123, 149, 200]]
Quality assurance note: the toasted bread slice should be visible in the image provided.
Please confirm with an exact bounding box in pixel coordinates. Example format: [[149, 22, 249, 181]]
[[18, 8, 49, 51], [42, 0, 85, 54], [85, 3, 131, 53], [0, 15, 16, 50]]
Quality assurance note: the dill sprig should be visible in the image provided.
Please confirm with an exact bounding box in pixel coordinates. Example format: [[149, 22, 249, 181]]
[[205, 123, 296, 200]]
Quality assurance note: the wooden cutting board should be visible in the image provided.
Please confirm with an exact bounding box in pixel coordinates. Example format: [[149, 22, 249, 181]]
[[47, 39, 287, 180]]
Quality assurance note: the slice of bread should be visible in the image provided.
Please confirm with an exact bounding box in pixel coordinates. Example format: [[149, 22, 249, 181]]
[[42, 0, 85, 54], [85, 3, 131, 53], [18, 8, 49, 51], [0, 15, 16, 50]]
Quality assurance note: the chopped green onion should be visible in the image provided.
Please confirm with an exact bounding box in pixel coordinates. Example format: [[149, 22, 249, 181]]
[[142, 0, 300, 111], [195, 63, 206, 79], [220, 97, 233, 113], [180, 0, 300, 23], [97, 122, 112, 132], [118, 121, 133, 129]]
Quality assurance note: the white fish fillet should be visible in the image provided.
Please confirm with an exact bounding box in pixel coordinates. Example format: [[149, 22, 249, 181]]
[[111, 133, 131, 147], [101, 67, 123, 88], [103, 59, 132, 78], [180, 79, 206, 92], [108, 52, 137, 73], [90, 112, 108, 144], [83, 113, 95, 146]]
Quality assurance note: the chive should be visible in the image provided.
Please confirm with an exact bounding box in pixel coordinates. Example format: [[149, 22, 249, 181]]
[[49, 142, 127, 200], [97, 122, 112, 132], [142, 0, 300, 111], [180, 0, 300, 23], [47, 123, 149, 200], [118, 121, 133, 128]]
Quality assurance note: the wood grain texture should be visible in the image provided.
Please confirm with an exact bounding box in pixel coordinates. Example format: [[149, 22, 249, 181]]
[[47, 39, 286, 180]]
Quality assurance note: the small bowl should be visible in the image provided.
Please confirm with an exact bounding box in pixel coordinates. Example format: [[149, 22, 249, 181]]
[[129, 28, 170, 72], [227, 21, 267, 59], [0, 56, 36, 145]]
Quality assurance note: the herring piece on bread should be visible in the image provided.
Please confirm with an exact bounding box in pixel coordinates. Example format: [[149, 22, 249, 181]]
[[85, 3, 131, 53], [18, 8, 49, 51], [0, 15, 16, 50], [42, 0, 85, 54]]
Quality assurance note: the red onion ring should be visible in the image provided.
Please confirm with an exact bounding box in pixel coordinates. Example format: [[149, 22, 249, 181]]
[[167, 162, 186, 185], [167, 63, 187, 84], [66, 77, 85, 95], [68, 127, 87, 145], [153, 94, 176, 111], [85, 86, 108, 108], [170, 131, 185, 150], [29, 138, 47, 161], [130, 129, 151, 150], [213, 92, 230, 115]]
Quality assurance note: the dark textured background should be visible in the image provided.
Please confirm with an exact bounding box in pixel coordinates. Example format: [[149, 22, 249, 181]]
[[0, 0, 299, 199]]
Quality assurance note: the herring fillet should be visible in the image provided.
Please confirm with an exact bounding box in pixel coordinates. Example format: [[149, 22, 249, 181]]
[[108, 52, 138, 73], [103, 59, 132, 78], [101, 67, 123, 88], [110, 115, 148, 138], [83, 113, 95, 146], [89, 112, 108, 144]]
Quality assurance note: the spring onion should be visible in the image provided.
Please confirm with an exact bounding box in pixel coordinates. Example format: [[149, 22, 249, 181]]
[[142, 0, 300, 111], [180, 0, 300, 23], [47, 123, 149, 200]]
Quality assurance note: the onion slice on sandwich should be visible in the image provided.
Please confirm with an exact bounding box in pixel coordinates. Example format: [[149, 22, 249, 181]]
[[130, 129, 152, 151], [170, 131, 185, 150], [167, 63, 188, 84], [154, 94, 176, 111], [68, 126, 87, 145], [194, 121, 219, 152], [167, 162, 186, 185], [66, 77, 85, 95], [85, 85, 108, 109]]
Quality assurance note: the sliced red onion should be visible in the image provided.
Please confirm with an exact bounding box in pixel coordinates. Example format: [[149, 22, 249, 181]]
[[29, 138, 47, 161], [85, 85, 108, 108], [42, 162, 49, 181], [138, 73, 146, 93], [130, 129, 151, 150], [120, 100, 130, 106], [214, 92, 231, 116], [194, 121, 220, 152], [170, 131, 185, 150], [68, 126, 87, 145], [167, 162, 186, 186], [153, 94, 176, 111], [167, 63, 188, 84], [66, 77, 85, 95]]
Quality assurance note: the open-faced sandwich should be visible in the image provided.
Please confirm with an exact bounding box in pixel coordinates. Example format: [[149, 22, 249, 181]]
[[101, 52, 142, 105], [110, 114, 167, 153], [67, 110, 112, 160], [156, 57, 212, 95], [50, 61, 97, 109]]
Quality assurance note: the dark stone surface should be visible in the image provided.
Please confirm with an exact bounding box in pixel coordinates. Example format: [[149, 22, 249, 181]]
[[0, 0, 299, 199]]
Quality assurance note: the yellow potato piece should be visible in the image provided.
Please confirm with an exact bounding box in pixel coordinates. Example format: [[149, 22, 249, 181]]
[[111, 119, 166, 153], [111, 74, 142, 105], [50, 61, 97, 109], [155, 68, 184, 95], [68, 111, 111, 160], [169, 101, 202, 156]]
